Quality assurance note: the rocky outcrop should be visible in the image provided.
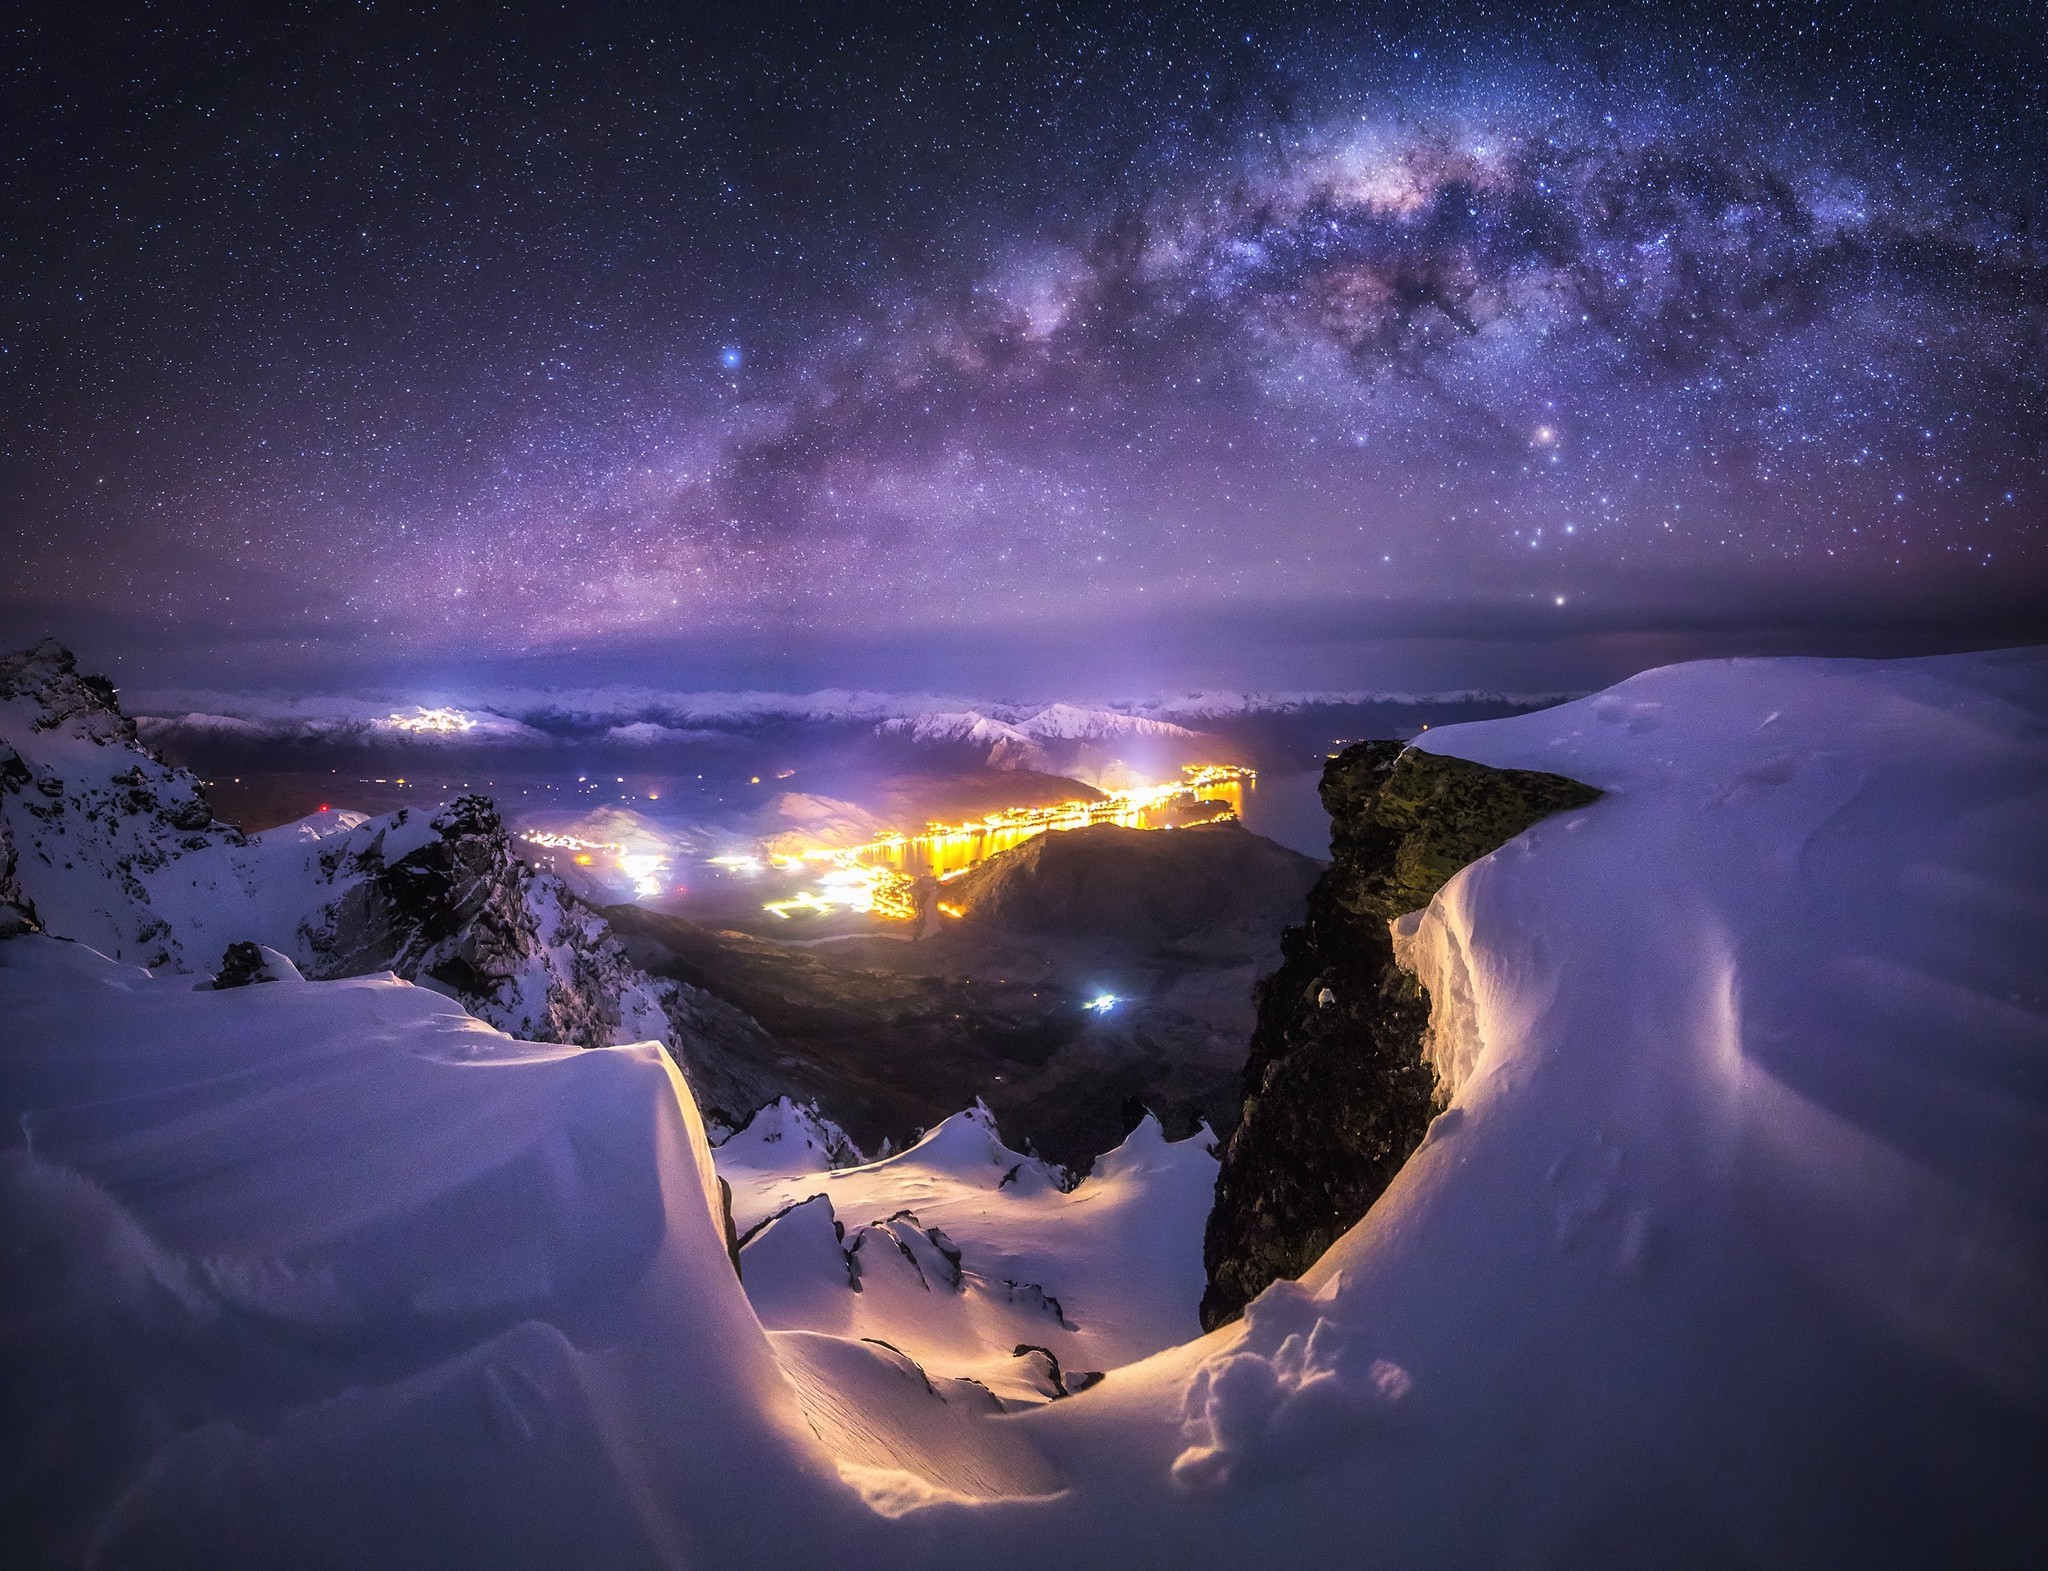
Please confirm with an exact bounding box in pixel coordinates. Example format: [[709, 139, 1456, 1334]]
[[301, 793, 662, 1039], [0, 801, 38, 937], [0, 640, 244, 965], [1200, 740, 1601, 1329], [0, 639, 795, 1124]]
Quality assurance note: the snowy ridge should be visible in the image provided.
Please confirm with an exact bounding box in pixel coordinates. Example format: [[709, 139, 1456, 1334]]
[[3, 649, 2042, 1565], [0, 937, 842, 1566], [1010, 703, 1201, 741], [0, 642, 793, 1120], [127, 682, 1575, 744], [878, 710, 1041, 750], [726, 1101, 1221, 1402], [713, 1094, 866, 1173], [879, 704, 1216, 782], [137, 702, 549, 747], [1127, 686, 1581, 718], [1, 639, 247, 967]]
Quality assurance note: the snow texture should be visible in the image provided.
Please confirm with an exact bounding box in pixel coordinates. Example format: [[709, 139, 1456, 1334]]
[[3, 649, 2043, 1568], [725, 1101, 1220, 1401]]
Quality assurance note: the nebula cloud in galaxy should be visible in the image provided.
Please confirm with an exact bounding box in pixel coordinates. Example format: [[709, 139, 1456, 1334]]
[[3, 6, 2040, 689]]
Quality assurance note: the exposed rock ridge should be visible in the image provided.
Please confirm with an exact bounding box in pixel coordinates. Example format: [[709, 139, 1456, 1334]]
[[1200, 740, 1601, 1329], [0, 639, 244, 965], [0, 640, 798, 1123]]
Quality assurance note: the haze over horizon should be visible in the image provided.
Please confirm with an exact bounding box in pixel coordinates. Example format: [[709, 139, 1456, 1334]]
[[6, 2, 2043, 697]]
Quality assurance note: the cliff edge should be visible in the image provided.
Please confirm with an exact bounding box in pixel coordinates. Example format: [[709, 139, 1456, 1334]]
[[1200, 739, 1601, 1328]]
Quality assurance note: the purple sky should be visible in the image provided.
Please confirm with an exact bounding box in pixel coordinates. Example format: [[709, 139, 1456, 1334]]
[[5, 3, 2042, 696]]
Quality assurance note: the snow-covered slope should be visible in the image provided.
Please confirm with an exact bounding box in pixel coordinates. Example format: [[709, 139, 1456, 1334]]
[[724, 1100, 1220, 1398], [970, 648, 2048, 1567], [128, 682, 1577, 742], [880, 710, 1041, 751], [0, 936, 864, 1568], [1, 640, 246, 967], [140, 793, 684, 1046], [4, 649, 2042, 1567], [0, 642, 794, 1121], [880, 703, 1220, 785], [1012, 703, 1201, 743]]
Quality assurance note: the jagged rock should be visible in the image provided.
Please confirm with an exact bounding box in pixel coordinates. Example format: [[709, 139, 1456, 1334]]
[[1200, 741, 1601, 1329], [713, 1095, 867, 1173], [0, 641, 242, 966], [0, 759, 39, 939], [209, 940, 271, 989], [0, 808, 39, 937], [1005, 1342, 1100, 1398], [0, 640, 802, 1122]]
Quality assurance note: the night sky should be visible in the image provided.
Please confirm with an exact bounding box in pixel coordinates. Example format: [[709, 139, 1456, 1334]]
[[5, 2, 2044, 696]]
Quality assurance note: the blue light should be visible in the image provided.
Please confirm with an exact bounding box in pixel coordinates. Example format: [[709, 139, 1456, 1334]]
[[719, 345, 743, 370], [1083, 993, 1119, 1014]]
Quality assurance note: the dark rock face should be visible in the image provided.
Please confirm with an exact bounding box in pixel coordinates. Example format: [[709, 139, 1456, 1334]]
[[309, 794, 536, 1004], [208, 941, 271, 989], [1200, 741, 1601, 1329], [0, 778, 38, 938]]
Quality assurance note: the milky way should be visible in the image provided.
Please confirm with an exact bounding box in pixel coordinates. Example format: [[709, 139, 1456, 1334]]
[[4, 4, 2043, 688]]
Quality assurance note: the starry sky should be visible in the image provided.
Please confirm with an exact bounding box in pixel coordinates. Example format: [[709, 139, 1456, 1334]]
[[4, 1, 2044, 696]]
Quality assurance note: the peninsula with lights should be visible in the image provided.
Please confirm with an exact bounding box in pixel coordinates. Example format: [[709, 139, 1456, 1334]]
[[756, 763, 1254, 921]]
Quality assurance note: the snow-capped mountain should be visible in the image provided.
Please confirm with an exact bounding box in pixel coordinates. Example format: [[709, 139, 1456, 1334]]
[[137, 702, 549, 748], [125, 682, 1577, 748], [1127, 686, 1583, 719], [728, 1099, 1219, 1400], [879, 710, 1039, 750], [6, 647, 2041, 1565], [878, 703, 1218, 783], [1, 639, 248, 967], [880, 703, 1200, 749], [1011, 702, 1202, 742], [877, 710, 1055, 771], [0, 640, 793, 1121]]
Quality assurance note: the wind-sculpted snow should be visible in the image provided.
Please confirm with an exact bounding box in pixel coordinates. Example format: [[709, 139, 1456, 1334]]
[[0, 938, 863, 1568], [1171, 1274, 1414, 1490], [965, 649, 2047, 1568], [3, 649, 2043, 1567]]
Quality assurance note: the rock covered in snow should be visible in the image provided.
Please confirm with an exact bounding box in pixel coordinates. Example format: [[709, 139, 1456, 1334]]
[[715, 1095, 865, 1173], [721, 1101, 1219, 1399], [206, 939, 302, 989], [1200, 740, 1600, 1328], [0, 641, 795, 1122], [0, 639, 245, 968], [5, 650, 2040, 1564]]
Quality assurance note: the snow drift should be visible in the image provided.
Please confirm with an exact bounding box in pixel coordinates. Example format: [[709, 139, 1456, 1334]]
[[2, 648, 2043, 1568]]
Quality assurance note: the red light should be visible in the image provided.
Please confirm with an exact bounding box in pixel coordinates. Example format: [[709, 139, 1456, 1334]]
[[317, 803, 330, 813]]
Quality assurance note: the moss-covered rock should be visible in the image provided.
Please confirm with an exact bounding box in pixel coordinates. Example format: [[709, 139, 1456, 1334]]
[[1199, 741, 1600, 1329]]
